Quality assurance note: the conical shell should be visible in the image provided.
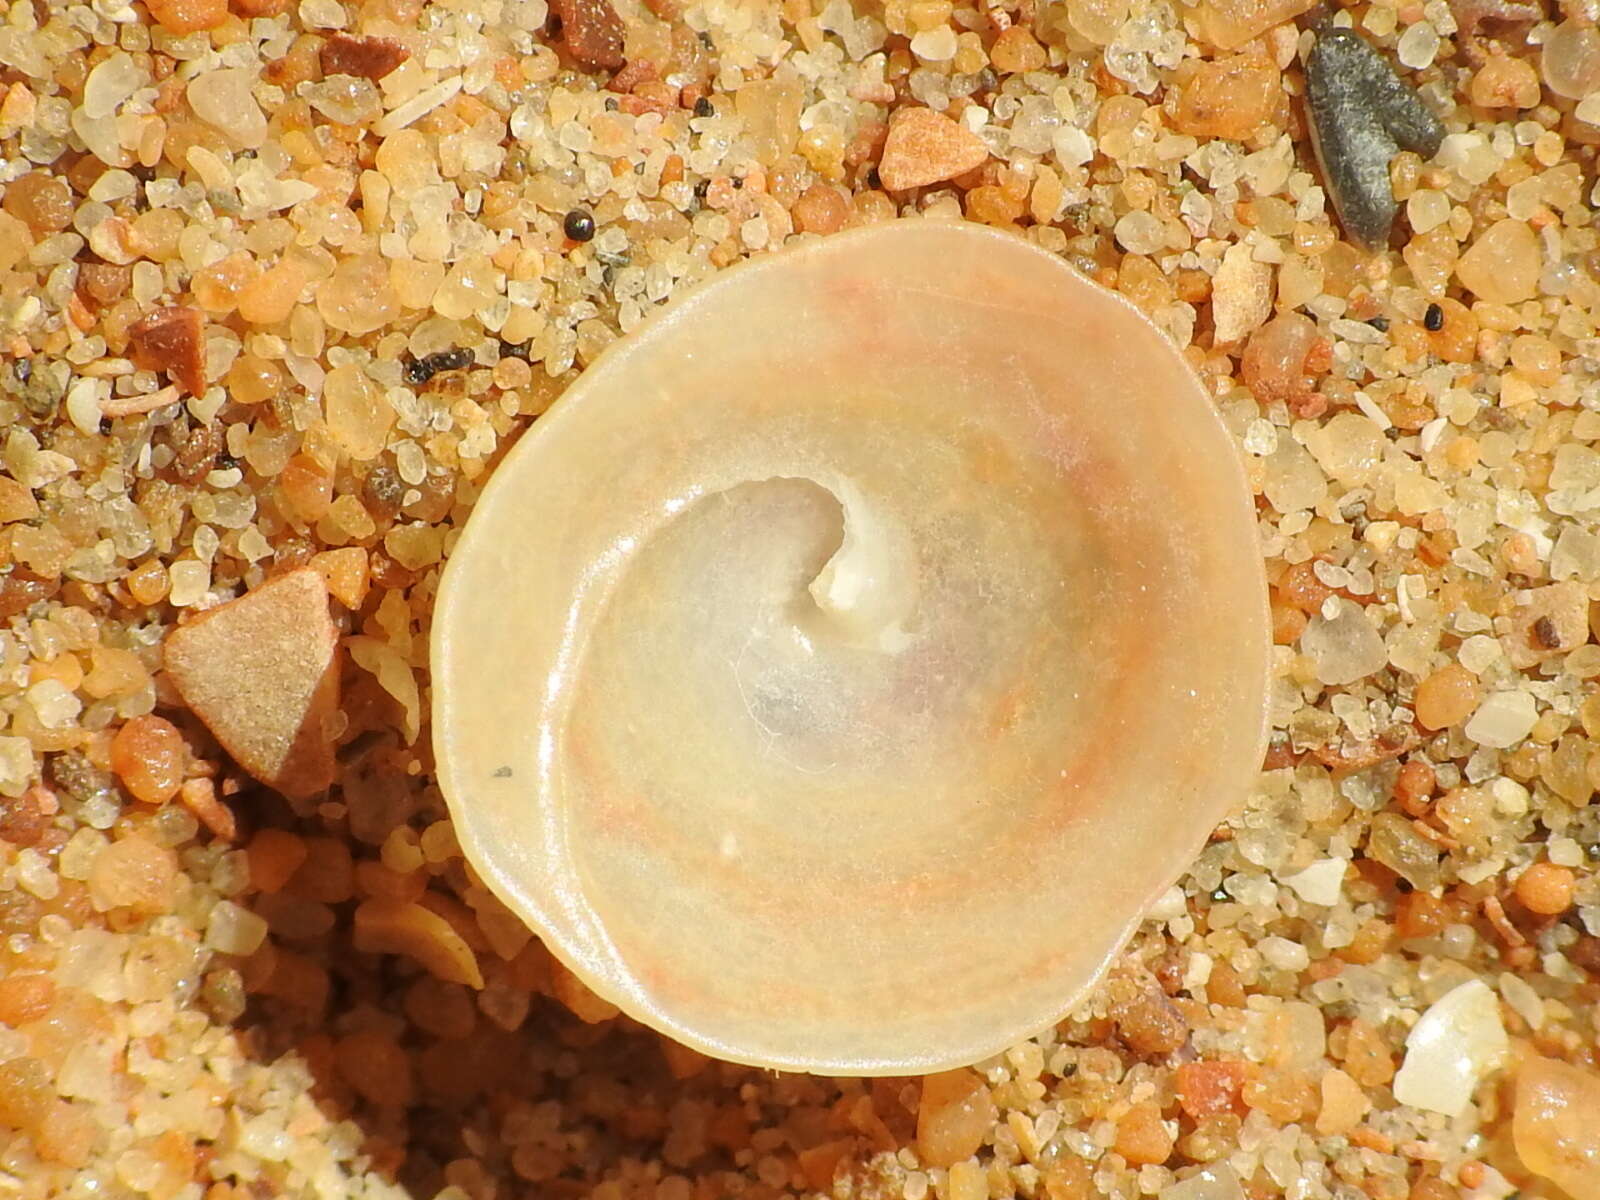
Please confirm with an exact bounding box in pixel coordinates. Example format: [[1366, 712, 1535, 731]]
[[432, 221, 1270, 1074]]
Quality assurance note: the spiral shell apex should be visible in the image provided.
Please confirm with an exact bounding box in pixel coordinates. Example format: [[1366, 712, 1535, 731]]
[[432, 220, 1271, 1074]]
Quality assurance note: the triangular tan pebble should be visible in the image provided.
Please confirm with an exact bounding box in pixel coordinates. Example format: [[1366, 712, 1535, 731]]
[[877, 107, 990, 191], [165, 567, 339, 798]]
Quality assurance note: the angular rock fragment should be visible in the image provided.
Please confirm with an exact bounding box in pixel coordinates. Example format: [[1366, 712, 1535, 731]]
[[164, 567, 338, 798], [128, 306, 206, 396], [320, 33, 410, 82], [551, 0, 626, 70], [1391, 978, 1507, 1117], [1211, 241, 1275, 344], [877, 107, 990, 191], [1304, 27, 1444, 249]]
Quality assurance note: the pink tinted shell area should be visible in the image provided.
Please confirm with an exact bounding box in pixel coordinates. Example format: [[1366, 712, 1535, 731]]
[[431, 220, 1271, 1075]]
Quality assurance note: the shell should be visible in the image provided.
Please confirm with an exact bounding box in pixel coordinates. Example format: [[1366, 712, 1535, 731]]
[[431, 221, 1270, 1074]]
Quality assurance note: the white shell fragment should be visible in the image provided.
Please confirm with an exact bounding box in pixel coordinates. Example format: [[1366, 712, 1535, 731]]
[[432, 221, 1271, 1074], [1392, 979, 1509, 1117]]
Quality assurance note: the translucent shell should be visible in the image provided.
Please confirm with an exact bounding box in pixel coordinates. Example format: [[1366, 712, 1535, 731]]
[[432, 221, 1270, 1074]]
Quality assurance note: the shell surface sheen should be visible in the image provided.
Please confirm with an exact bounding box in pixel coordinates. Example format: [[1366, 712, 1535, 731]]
[[432, 220, 1270, 1074]]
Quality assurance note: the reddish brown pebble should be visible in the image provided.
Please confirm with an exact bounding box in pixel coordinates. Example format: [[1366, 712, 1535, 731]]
[[0, 786, 49, 847], [552, 0, 626, 70], [163, 568, 339, 798], [1110, 977, 1189, 1055], [110, 714, 187, 805], [1175, 1061, 1252, 1119], [877, 107, 990, 192], [128, 306, 206, 396], [608, 58, 659, 93], [319, 33, 410, 81]]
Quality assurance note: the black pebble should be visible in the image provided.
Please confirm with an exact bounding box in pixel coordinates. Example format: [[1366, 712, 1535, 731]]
[[404, 347, 475, 386], [693, 96, 714, 118], [564, 208, 596, 242], [1423, 303, 1444, 331], [1304, 26, 1445, 250]]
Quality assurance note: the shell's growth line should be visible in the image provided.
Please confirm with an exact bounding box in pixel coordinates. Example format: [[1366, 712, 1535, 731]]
[[431, 220, 1272, 1075]]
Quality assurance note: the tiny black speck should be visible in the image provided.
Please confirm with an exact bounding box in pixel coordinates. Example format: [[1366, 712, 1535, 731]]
[[698, 30, 714, 48], [492, 766, 513, 779], [693, 178, 711, 201], [1366, 315, 1390, 332], [564, 208, 596, 242], [604, 96, 618, 111], [403, 357, 435, 385], [498, 339, 532, 361], [693, 96, 713, 118], [1423, 303, 1444, 331]]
